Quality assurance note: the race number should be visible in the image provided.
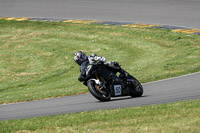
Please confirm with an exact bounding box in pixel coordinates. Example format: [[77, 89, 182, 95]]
[[114, 85, 122, 96]]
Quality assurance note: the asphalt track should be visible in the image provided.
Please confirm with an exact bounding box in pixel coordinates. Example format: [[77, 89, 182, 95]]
[[0, 0, 200, 29], [0, 72, 200, 121]]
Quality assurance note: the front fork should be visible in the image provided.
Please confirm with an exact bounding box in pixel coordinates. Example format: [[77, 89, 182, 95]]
[[96, 74, 109, 93]]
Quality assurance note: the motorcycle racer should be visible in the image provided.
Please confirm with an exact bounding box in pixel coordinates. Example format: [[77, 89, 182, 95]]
[[74, 51, 129, 82]]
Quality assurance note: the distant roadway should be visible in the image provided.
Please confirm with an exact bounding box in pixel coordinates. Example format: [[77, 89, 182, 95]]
[[0, 0, 200, 29]]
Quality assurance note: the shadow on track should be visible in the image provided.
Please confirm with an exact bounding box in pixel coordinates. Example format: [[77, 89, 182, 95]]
[[111, 95, 148, 101], [94, 95, 148, 103]]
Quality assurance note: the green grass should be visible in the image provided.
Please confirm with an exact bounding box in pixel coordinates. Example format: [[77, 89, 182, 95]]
[[0, 19, 200, 104], [0, 99, 199, 133]]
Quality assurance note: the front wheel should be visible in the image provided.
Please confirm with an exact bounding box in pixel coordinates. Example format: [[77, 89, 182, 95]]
[[129, 76, 143, 97], [87, 80, 111, 102]]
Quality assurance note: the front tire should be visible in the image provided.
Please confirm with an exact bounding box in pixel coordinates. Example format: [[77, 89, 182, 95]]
[[87, 80, 111, 102]]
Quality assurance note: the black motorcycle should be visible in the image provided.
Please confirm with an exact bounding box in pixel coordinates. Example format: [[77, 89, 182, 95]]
[[82, 62, 143, 102]]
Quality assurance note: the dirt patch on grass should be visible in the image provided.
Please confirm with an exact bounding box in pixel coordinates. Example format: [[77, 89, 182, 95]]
[[16, 72, 38, 76]]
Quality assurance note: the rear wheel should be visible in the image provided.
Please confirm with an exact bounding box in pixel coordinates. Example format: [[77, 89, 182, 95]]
[[129, 76, 143, 97], [87, 80, 111, 102]]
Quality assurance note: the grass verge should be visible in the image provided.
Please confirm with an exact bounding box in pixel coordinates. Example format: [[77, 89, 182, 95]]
[[0, 99, 199, 133], [0, 20, 200, 104]]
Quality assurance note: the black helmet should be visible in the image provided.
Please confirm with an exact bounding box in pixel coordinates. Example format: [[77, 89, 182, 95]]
[[74, 51, 88, 66]]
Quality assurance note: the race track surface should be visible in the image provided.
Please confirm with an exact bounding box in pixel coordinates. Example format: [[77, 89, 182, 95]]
[[0, 72, 200, 121], [0, 0, 200, 29]]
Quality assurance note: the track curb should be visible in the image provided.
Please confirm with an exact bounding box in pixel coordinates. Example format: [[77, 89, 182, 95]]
[[1, 17, 200, 35]]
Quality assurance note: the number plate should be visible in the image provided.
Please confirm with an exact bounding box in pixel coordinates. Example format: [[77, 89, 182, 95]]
[[114, 85, 122, 96]]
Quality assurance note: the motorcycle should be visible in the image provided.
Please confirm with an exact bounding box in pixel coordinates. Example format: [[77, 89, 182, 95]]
[[82, 62, 143, 102]]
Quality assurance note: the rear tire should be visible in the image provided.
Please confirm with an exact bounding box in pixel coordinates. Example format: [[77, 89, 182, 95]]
[[129, 76, 143, 97], [87, 80, 111, 102]]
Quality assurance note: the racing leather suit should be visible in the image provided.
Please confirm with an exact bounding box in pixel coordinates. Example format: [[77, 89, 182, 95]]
[[78, 54, 128, 82]]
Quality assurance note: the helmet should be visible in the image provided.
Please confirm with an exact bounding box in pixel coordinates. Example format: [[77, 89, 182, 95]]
[[74, 51, 88, 66]]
